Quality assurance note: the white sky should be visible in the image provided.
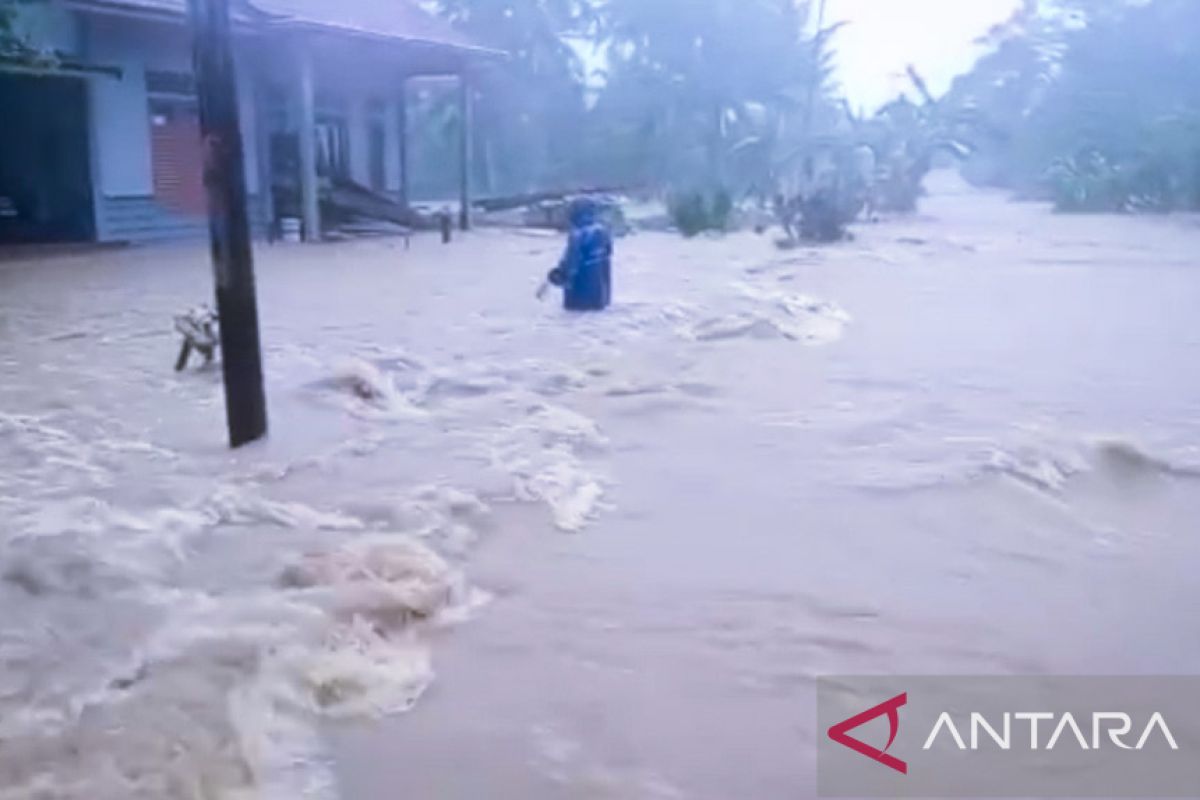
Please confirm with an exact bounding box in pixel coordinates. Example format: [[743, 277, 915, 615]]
[[824, 0, 1023, 112]]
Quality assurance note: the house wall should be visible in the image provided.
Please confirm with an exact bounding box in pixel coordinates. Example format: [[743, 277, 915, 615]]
[[77, 11, 262, 242], [308, 62, 406, 196], [13, 2, 430, 244], [82, 16, 155, 199]]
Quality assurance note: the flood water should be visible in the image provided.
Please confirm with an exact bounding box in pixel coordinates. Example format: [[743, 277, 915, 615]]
[[2, 174, 1199, 799]]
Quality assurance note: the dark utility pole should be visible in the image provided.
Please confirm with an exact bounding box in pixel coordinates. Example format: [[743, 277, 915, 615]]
[[187, 0, 268, 448]]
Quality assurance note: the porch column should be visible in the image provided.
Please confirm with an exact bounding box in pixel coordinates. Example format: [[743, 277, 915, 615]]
[[252, 64, 275, 234], [398, 76, 410, 209], [458, 72, 473, 231], [296, 46, 320, 242]]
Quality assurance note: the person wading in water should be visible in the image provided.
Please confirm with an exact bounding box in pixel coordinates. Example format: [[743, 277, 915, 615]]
[[541, 198, 613, 312]]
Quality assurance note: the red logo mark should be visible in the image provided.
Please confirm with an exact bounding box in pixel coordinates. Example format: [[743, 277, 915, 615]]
[[827, 692, 908, 775]]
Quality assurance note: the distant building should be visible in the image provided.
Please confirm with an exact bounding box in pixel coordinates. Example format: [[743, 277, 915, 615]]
[[0, 0, 498, 245]]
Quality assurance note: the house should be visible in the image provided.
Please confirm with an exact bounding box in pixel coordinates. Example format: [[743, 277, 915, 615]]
[[0, 0, 499, 245]]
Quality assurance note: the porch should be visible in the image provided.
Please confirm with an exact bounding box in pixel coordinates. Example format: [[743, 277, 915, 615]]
[[0, 0, 499, 246], [255, 26, 488, 242]]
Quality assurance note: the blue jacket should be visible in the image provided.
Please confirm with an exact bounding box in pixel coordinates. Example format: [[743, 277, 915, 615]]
[[559, 203, 613, 311]]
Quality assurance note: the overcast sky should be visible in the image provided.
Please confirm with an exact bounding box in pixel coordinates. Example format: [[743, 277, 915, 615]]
[[825, 0, 1023, 112]]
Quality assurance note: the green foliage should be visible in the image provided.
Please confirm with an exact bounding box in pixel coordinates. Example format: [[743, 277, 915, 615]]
[[591, 0, 830, 194], [796, 191, 851, 242], [949, 0, 1200, 213], [423, 0, 594, 198], [816, 71, 977, 218], [667, 187, 733, 237], [0, 0, 55, 66], [429, 0, 836, 210], [1, 0, 26, 55], [1047, 150, 1130, 212]]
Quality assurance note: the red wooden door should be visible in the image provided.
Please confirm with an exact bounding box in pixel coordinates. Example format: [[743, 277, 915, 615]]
[[150, 101, 207, 215]]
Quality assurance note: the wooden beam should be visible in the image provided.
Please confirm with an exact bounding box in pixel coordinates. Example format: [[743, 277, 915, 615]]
[[296, 45, 321, 242], [458, 73, 473, 231], [186, 0, 268, 448]]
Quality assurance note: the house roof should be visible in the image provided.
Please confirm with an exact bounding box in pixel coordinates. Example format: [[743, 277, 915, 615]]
[[67, 0, 188, 16], [253, 0, 488, 52], [68, 0, 500, 56]]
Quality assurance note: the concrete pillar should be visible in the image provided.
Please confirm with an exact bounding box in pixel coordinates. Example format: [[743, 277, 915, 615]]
[[458, 73, 473, 231], [296, 45, 320, 242], [347, 94, 370, 186], [252, 63, 275, 235], [398, 77, 409, 209]]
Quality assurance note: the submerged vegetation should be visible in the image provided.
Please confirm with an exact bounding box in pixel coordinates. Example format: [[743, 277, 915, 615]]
[[667, 188, 734, 238]]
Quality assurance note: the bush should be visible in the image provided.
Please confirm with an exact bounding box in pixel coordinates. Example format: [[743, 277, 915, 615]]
[[798, 190, 852, 242], [668, 188, 734, 237], [1047, 151, 1130, 213]]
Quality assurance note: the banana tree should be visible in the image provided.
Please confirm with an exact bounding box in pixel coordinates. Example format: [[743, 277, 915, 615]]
[[859, 67, 977, 213]]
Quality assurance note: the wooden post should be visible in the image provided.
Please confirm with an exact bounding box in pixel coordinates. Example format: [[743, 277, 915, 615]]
[[296, 45, 321, 242], [398, 77, 410, 209], [186, 0, 268, 448], [458, 72, 473, 231]]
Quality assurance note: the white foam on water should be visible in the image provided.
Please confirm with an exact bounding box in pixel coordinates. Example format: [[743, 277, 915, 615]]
[[986, 444, 1090, 493], [684, 285, 851, 345], [0, 531, 476, 800], [324, 358, 428, 421], [0, 412, 180, 502], [487, 403, 610, 532], [0, 412, 112, 493], [1, 386, 489, 800], [201, 485, 366, 532], [512, 456, 608, 533], [984, 432, 1200, 494], [418, 368, 512, 404], [525, 403, 609, 451], [687, 312, 788, 342], [383, 485, 493, 555]]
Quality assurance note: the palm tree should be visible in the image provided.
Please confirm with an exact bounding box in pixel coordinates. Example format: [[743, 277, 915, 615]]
[[593, 0, 827, 193]]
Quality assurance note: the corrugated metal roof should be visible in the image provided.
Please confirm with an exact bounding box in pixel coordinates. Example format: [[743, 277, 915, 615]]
[[69, 0, 499, 55]]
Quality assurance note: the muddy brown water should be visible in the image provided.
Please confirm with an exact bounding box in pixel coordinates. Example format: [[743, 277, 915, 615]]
[[1, 174, 1198, 799]]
